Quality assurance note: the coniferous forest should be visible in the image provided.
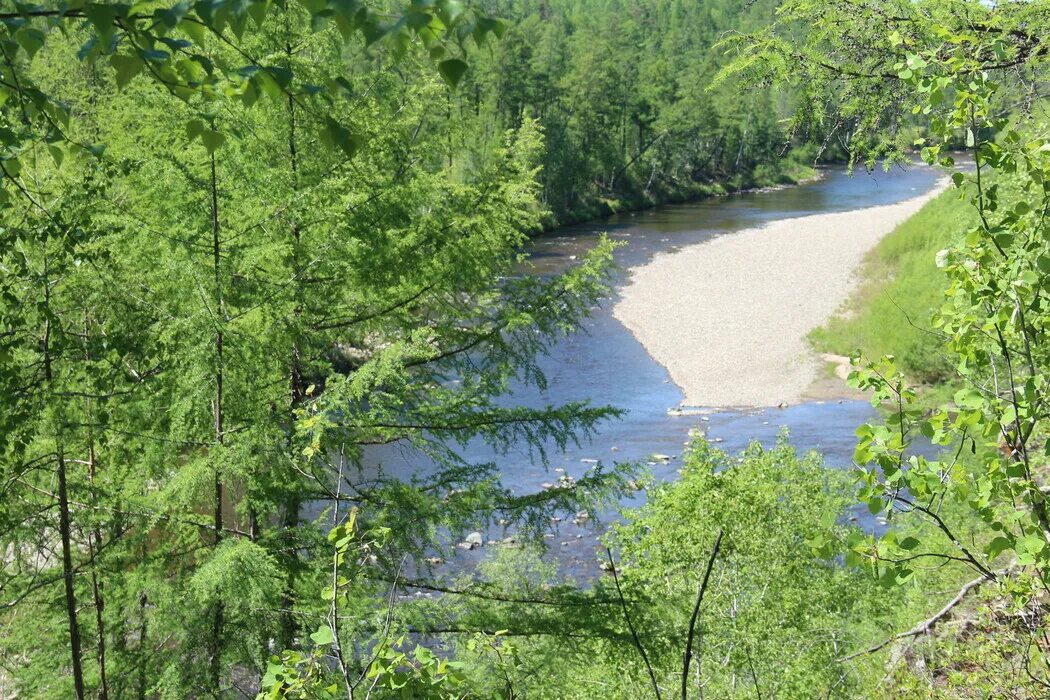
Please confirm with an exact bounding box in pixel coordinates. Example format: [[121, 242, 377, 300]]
[[2, 1, 1050, 698]]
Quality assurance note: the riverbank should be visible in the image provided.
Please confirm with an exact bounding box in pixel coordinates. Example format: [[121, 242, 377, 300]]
[[809, 187, 973, 396], [537, 162, 821, 230], [612, 179, 949, 408]]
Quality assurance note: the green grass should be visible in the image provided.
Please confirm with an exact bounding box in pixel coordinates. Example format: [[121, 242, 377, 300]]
[[809, 187, 975, 387]]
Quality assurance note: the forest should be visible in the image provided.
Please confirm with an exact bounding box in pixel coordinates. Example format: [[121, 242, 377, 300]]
[[1, 0, 1050, 698]]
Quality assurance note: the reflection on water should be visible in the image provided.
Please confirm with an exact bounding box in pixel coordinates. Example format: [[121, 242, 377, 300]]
[[338, 163, 946, 580]]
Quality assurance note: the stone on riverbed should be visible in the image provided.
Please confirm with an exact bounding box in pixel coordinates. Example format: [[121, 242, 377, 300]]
[[456, 532, 483, 550]]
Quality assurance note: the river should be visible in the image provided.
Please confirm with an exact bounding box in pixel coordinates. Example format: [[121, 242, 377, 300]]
[[355, 162, 944, 579]]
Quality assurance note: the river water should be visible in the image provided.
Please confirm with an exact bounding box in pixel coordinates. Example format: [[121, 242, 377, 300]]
[[359, 163, 944, 578]]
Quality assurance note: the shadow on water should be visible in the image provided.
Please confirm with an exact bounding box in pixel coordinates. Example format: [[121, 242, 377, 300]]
[[323, 163, 948, 581]]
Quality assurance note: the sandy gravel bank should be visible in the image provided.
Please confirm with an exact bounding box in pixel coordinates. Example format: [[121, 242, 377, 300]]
[[612, 182, 948, 408]]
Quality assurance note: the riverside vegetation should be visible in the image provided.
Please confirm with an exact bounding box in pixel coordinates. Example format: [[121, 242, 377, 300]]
[[1, 1, 1050, 699]]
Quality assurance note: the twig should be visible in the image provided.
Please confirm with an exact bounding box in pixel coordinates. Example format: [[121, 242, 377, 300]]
[[606, 547, 662, 700], [682, 529, 724, 700], [744, 645, 763, 700], [838, 572, 998, 661]]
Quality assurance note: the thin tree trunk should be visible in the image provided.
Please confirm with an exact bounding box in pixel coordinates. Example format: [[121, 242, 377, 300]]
[[89, 565, 109, 700], [681, 529, 722, 700], [281, 22, 305, 650], [209, 148, 225, 697], [57, 448, 87, 700], [84, 310, 110, 700], [43, 259, 87, 700], [136, 592, 149, 700]]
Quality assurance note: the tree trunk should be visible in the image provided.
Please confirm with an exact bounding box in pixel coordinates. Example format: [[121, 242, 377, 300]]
[[208, 148, 225, 697], [84, 310, 109, 700], [281, 24, 305, 651], [57, 449, 87, 700], [43, 260, 87, 699]]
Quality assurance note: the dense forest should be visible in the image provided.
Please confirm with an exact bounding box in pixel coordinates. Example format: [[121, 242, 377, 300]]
[[457, 0, 812, 224], [1, 0, 1050, 698]]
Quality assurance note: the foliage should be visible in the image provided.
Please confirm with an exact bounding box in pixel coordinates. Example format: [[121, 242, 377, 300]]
[[260, 509, 471, 698], [422, 436, 898, 698], [0, 3, 633, 698], [450, 0, 818, 226], [848, 4, 1050, 598], [728, 0, 1050, 694], [718, 0, 1049, 169], [10, 0, 1050, 697]]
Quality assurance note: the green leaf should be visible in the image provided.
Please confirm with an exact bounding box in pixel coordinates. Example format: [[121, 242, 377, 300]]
[[986, 536, 1013, 559], [84, 4, 118, 39], [309, 625, 335, 646], [15, 28, 45, 59], [247, 0, 270, 27], [267, 65, 293, 88], [185, 119, 205, 141], [437, 58, 468, 88], [154, 2, 191, 29], [201, 130, 226, 154], [320, 117, 362, 158], [48, 144, 64, 168], [898, 536, 920, 551], [110, 53, 143, 89]]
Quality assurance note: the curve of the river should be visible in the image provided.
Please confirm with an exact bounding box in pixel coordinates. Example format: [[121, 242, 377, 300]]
[[358, 163, 945, 578]]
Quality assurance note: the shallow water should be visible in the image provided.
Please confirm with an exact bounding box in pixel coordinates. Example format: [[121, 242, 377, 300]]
[[347, 163, 946, 580]]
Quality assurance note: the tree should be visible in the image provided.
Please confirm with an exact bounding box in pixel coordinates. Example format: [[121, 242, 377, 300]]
[[723, 0, 1050, 692], [1, 2, 632, 697]]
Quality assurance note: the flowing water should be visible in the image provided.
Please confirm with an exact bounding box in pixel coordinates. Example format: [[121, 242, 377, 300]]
[[352, 163, 945, 579]]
